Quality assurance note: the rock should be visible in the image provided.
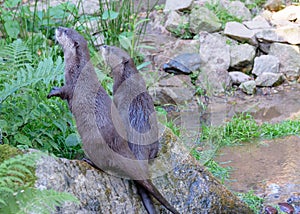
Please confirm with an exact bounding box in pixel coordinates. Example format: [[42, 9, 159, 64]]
[[198, 32, 232, 94], [33, 129, 253, 213], [264, 205, 278, 214], [243, 17, 271, 29], [252, 55, 280, 76], [163, 53, 201, 74], [150, 75, 195, 105], [264, 0, 282, 11], [269, 43, 300, 81], [165, 11, 189, 33], [278, 202, 295, 214], [223, 1, 252, 21], [229, 71, 252, 85], [255, 28, 286, 43], [153, 39, 200, 69], [189, 7, 222, 34], [230, 43, 256, 72], [255, 72, 284, 86], [239, 80, 256, 95], [224, 22, 257, 45], [164, 0, 194, 12], [199, 32, 230, 72], [272, 5, 300, 24], [256, 26, 300, 45]]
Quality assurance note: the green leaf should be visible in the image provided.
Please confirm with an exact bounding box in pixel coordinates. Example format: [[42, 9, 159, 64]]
[[4, 20, 20, 39], [102, 10, 119, 20], [65, 133, 80, 147], [118, 32, 133, 51], [14, 133, 32, 146], [137, 61, 151, 70]]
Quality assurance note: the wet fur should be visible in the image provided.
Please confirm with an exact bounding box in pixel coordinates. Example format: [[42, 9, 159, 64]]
[[48, 28, 179, 214], [101, 46, 178, 214]]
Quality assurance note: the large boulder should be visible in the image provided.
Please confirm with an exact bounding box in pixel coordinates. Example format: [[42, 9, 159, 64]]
[[198, 32, 232, 94], [255, 72, 284, 86], [224, 22, 257, 45], [223, 1, 252, 21], [33, 129, 254, 213], [165, 11, 189, 33], [252, 55, 280, 76], [189, 7, 222, 34], [230, 43, 256, 72], [149, 75, 195, 105], [269, 43, 300, 81]]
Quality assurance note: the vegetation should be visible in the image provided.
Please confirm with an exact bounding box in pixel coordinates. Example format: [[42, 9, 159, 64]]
[[237, 190, 264, 214], [200, 113, 300, 147], [205, 2, 242, 28], [0, 149, 79, 213], [0, 0, 156, 212]]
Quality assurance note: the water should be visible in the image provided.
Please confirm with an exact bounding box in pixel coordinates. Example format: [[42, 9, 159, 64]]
[[216, 135, 300, 204]]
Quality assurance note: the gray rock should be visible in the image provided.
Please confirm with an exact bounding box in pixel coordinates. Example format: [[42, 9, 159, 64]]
[[252, 55, 280, 76], [163, 53, 201, 74], [189, 7, 222, 34], [198, 32, 232, 94], [230, 44, 256, 72], [150, 75, 195, 105], [243, 17, 271, 29], [33, 128, 253, 213], [229, 71, 252, 85], [255, 72, 284, 86], [199, 32, 230, 72], [223, 1, 252, 21], [164, 0, 194, 12], [269, 43, 300, 80], [239, 80, 256, 95], [165, 11, 189, 33], [197, 65, 232, 95], [255, 29, 286, 43], [224, 22, 257, 45], [256, 26, 300, 45]]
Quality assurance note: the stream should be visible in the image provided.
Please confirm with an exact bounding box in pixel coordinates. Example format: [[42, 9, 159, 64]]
[[204, 84, 300, 205]]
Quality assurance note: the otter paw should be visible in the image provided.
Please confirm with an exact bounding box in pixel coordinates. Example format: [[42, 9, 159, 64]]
[[47, 87, 61, 99]]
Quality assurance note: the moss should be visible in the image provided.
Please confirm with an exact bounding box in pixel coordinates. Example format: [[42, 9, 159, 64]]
[[0, 144, 22, 163], [0, 144, 38, 187]]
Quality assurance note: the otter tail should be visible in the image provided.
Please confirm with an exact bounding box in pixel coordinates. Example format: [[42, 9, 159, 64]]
[[136, 179, 180, 214]]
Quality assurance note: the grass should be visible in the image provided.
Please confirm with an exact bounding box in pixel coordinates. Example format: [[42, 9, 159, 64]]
[[205, 2, 242, 29], [200, 113, 300, 147], [237, 190, 264, 214]]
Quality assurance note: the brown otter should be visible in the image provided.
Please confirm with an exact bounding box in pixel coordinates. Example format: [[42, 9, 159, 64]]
[[100, 45, 161, 213], [47, 27, 179, 214]]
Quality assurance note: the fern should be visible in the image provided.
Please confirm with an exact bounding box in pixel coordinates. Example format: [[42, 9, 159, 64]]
[[0, 152, 41, 193], [0, 39, 32, 71], [16, 189, 79, 214], [0, 152, 79, 213], [0, 56, 64, 103]]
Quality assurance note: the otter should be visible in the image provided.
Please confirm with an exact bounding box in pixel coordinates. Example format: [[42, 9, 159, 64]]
[[47, 27, 179, 214], [100, 45, 161, 213]]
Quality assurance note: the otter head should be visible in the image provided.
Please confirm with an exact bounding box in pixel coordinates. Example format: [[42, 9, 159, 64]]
[[55, 27, 87, 56], [100, 45, 131, 70]]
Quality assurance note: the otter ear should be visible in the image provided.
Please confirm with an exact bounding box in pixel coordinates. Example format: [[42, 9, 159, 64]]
[[74, 41, 79, 48], [121, 57, 129, 64]]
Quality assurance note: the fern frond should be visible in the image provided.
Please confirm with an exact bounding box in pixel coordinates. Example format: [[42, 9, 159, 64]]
[[0, 39, 32, 71], [0, 152, 42, 190], [16, 188, 79, 214], [0, 56, 64, 103]]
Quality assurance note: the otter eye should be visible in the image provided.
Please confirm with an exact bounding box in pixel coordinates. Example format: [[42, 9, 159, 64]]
[[102, 45, 107, 49]]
